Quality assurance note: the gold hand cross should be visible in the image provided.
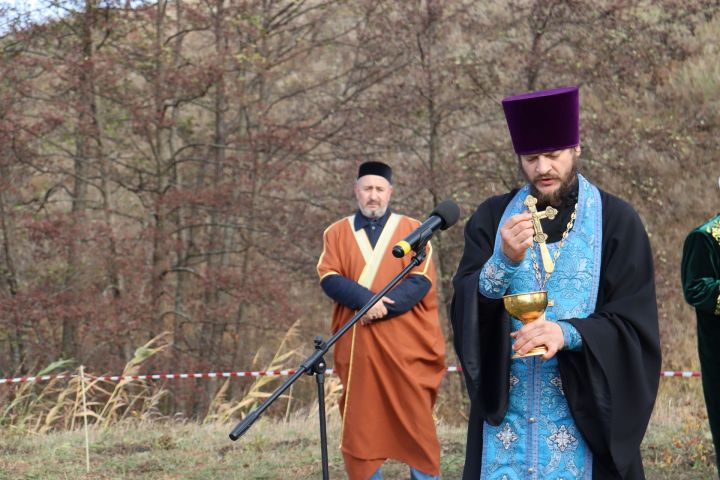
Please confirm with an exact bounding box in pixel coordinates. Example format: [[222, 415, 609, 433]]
[[524, 195, 558, 274]]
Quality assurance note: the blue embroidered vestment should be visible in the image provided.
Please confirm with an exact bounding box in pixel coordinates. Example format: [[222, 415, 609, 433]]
[[477, 175, 602, 479]]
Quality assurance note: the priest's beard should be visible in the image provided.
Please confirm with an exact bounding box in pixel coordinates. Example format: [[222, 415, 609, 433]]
[[523, 159, 578, 207]]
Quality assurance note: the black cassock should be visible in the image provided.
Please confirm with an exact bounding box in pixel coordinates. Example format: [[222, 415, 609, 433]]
[[451, 187, 661, 479]]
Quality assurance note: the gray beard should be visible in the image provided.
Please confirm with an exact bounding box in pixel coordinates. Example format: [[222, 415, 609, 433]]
[[359, 205, 387, 219]]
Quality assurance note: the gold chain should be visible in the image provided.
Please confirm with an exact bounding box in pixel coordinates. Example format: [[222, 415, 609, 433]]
[[530, 206, 577, 290]]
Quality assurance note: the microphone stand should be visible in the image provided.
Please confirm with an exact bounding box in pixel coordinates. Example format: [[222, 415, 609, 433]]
[[229, 244, 429, 480]]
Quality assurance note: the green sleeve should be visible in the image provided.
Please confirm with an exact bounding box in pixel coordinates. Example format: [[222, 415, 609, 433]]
[[681, 230, 720, 316]]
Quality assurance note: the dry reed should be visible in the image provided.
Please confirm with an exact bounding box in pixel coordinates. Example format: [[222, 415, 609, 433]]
[[205, 319, 303, 424], [0, 334, 170, 433]]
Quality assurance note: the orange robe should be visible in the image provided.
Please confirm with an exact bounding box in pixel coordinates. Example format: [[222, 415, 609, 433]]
[[317, 213, 446, 480]]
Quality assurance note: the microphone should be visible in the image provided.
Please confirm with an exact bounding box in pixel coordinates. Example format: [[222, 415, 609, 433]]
[[392, 200, 460, 258]]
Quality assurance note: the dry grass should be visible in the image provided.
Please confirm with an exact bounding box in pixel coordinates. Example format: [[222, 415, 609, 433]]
[[205, 319, 304, 424], [644, 380, 718, 479], [0, 413, 466, 479], [0, 402, 714, 479], [0, 321, 324, 434], [0, 334, 171, 433], [0, 324, 717, 478]]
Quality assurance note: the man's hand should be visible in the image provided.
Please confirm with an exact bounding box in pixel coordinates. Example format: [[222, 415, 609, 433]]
[[500, 212, 534, 263], [360, 296, 395, 325], [511, 319, 564, 360]]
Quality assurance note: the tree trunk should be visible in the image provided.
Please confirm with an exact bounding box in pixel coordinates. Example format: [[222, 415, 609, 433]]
[[0, 167, 22, 372], [62, 0, 102, 360]]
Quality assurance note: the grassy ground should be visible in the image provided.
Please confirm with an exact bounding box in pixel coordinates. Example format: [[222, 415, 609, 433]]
[[0, 381, 717, 480]]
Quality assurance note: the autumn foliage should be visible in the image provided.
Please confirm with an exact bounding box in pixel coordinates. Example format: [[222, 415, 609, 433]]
[[0, 0, 719, 420]]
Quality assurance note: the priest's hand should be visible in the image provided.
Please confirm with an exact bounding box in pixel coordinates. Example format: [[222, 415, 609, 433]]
[[510, 319, 565, 360], [500, 213, 535, 263], [360, 296, 395, 325]]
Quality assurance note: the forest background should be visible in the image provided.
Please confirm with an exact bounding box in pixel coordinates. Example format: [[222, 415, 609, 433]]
[[1, 0, 719, 476]]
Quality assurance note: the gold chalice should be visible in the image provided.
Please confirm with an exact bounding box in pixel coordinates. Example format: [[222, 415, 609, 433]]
[[503, 290, 548, 359]]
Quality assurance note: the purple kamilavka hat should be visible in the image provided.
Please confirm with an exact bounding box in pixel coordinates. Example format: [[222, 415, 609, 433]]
[[501, 86, 580, 155]]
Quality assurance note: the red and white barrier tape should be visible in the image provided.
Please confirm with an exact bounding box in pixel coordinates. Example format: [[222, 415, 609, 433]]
[[0, 366, 697, 385], [0, 369, 312, 385], [660, 371, 701, 377]]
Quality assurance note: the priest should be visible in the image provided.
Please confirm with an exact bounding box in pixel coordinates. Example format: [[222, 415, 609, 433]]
[[451, 86, 661, 479]]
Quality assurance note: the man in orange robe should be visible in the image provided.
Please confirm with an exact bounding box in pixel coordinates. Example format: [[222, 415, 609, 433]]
[[317, 161, 446, 480]]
